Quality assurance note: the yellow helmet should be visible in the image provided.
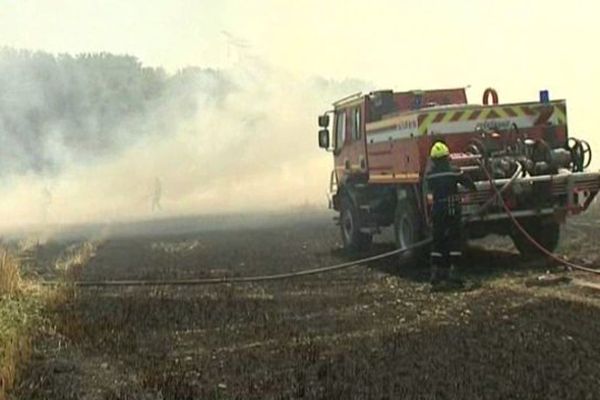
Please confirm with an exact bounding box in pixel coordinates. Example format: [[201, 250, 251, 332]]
[[430, 142, 450, 159]]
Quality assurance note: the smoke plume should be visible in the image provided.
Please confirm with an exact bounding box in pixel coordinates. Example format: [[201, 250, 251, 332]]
[[0, 48, 369, 231]]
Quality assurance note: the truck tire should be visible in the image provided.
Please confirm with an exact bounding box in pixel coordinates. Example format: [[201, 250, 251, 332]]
[[511, 219, 560, 259], [340, 197, 372, 251], [394, 197, 426, 265]]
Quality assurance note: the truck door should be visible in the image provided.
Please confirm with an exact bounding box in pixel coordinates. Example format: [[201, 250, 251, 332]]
[[334, 104, 368, 183]]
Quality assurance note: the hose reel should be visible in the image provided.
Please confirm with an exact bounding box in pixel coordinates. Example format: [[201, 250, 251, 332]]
[[567, 137, 592, 172]]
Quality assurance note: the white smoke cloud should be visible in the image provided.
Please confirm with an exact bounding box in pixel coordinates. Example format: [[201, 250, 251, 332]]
[[0, 49, 369, 232]]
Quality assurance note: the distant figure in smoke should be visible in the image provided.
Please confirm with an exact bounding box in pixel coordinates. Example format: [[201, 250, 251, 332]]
[[151, 177, 162, 212], [41, 186, 53, 223]]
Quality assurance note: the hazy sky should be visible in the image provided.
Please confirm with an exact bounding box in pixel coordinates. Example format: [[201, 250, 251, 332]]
[[1, 0, 598, 98]]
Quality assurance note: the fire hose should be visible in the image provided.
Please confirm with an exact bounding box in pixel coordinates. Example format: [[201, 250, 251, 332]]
[[40, 163, 598, 287], [41, 238, 433, 287], [467, 161, 523, 219], [38, 166, 516, 288]]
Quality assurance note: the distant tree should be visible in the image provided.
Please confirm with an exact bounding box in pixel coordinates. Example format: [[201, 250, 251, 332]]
[[0, 48, 233, 176]]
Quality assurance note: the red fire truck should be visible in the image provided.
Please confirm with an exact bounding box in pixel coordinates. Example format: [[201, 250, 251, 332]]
[[317, 87, 599, 259]]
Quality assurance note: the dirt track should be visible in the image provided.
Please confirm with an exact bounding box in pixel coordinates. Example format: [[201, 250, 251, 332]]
[[11, 210, 600, 399]]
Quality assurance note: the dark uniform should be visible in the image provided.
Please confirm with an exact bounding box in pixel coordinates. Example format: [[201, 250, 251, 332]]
[[426, 156, 476, 285]]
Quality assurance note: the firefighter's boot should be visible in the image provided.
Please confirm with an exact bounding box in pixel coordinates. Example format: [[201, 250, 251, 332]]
[[448, 250, 465, 285], [429, 253, 446, 285], [447, 264, 465, 289], [430, 254, 452, 292]]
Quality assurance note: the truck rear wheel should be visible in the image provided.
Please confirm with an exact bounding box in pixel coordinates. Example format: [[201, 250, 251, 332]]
[[394, 198, 426, 265], [511, 219, 560, 259], [340, 197, 372, 251]]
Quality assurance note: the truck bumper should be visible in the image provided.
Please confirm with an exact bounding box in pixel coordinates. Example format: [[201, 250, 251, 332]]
[[461, 171, 600, 222]]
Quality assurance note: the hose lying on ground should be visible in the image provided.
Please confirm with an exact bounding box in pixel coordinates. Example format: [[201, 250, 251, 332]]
[[41, 161, 599, 287], [40, 238, 433, 287]]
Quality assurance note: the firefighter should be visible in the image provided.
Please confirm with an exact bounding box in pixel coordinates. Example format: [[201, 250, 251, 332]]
[[426, 141, 476, 290]]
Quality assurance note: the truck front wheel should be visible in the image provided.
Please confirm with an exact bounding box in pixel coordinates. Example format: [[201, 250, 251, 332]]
[[340, 197, 372, 251], [511, 219, 560, 259]]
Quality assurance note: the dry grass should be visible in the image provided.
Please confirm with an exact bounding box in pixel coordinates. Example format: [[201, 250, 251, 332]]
[[0, 248, 44, 400], [0, 241, 98, 400], [54, 241, 98, 282], [0, 250, 21, 298], [49, 241, 100, 307], [0, 294, 42, 399]]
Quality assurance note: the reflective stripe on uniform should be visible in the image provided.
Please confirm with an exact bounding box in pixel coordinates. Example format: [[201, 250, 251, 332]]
[[449, 251, 462, 256], [433, 194, 462, 203], [430, 252, 443, 258], [426, 171, 463, 180]]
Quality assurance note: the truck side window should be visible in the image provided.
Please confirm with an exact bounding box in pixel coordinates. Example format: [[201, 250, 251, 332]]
[[354, 108, 361, 140], [348, 110, 355, 141], [335, 111, 346, 150]]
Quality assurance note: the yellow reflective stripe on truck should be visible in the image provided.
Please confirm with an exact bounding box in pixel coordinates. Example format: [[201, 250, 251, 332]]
[[417, 102, 567, 135]]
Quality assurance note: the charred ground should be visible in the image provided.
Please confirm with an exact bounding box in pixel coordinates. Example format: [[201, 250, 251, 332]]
[[10, 209, 600, 400]]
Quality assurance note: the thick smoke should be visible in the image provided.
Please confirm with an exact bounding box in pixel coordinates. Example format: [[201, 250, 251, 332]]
[[0, 49, 234, 175], [0, 48, 369, 231]]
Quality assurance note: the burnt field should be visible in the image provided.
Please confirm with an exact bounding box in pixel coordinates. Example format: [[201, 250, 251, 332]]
[[10, 210, 600, 399]]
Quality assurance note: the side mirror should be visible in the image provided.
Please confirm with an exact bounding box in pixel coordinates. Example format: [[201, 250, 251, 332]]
[[318, 129, 330, 149], [318, 114, 330, 128]]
